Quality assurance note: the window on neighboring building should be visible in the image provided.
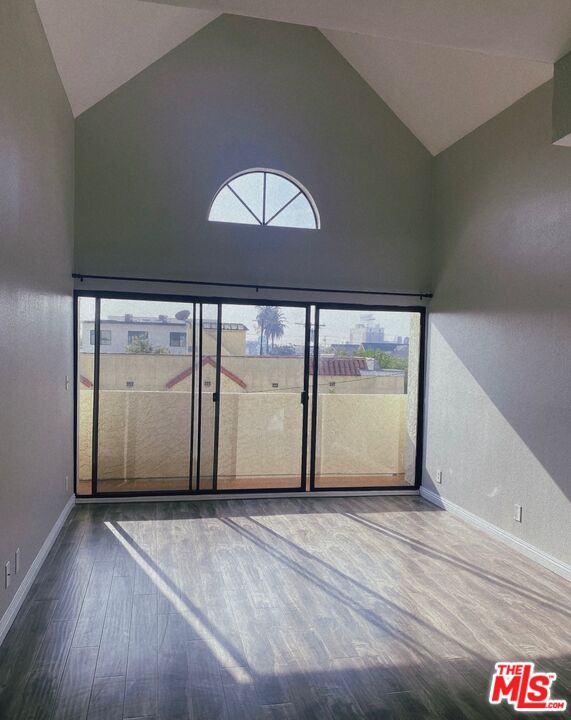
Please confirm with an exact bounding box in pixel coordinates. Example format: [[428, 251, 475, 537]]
[[128, 331, 148, 345], [170, 332, 186, 347], [208, 169, 319, 229], [90, 329, 111, 345]]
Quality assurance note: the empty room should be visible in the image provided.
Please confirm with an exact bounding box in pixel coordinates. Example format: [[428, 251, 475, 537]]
[[1, 1, 570, 718]]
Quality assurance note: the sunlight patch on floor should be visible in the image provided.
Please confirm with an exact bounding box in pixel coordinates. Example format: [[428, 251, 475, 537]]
[[104, 520, 253, 683]]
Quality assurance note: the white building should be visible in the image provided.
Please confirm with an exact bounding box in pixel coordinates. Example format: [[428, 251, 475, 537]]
[[81, 315, 188, 354], [349, 314, 385, 344]]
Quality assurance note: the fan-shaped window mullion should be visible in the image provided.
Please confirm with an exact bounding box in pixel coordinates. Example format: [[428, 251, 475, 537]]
[[267, 193, 316, 228], [227, 184, 262, 225], [262, 172, 267, 225], [209, 169, 319, 229], [265, 190, 302, 226]]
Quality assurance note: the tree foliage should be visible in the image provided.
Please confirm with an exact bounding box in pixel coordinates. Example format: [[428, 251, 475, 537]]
[[126, 336, 169, 354], [353, 348, 408, 371], [255, 306, 287, 354], [267, 344, 297, 356]]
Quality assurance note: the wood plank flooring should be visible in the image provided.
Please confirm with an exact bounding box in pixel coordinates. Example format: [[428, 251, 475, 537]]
[[0, 496, 569, 719]]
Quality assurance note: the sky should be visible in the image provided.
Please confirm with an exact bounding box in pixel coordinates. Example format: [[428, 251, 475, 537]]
[[79, 298, 415, 346]]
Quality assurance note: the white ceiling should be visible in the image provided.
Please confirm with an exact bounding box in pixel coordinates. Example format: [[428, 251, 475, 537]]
[[322, 31, 552, 154], [143, 0, 571, 62], [36, 0, 570, 153], [35, 0, 217, 116]]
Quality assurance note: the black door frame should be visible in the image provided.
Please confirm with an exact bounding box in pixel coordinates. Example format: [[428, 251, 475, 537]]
[[309, 302, 427, 491], [212, 301, 310, 493], [74, 289, 425, 497]]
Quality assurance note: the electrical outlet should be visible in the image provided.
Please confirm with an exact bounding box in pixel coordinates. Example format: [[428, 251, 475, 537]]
[[514, 504, 523, 522], [65, 475, 69, 492], [65, 375, 70, 391], [436, 470, 443, 484], [15, 548, 20, 575], [5, 561, 11, 589]]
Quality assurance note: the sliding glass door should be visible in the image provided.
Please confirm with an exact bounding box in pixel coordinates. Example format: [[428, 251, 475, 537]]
[[77, 293, 423, 496], [311, 307, 422, 489], [95, 298, 195, 493], [216, 303, 309, 491], [77, 297, 96, 496], [195, 303, 219, 492]]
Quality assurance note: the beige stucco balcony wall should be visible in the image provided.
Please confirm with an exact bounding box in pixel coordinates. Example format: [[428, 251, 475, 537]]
[[79, 390, 415, 486]]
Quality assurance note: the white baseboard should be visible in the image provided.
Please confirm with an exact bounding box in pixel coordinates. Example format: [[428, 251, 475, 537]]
[[420, 487, 571, 583], [0, 495, 76, 646]]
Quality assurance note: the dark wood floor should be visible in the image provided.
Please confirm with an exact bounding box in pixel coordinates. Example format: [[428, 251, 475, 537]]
[[0, 496, 569, 719]]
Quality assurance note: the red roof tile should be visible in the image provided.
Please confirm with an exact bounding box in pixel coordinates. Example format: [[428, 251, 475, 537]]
[[311, 357, 367, 376]]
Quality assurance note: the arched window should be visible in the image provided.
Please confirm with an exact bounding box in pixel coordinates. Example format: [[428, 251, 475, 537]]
[[208, 169, 319, 229]]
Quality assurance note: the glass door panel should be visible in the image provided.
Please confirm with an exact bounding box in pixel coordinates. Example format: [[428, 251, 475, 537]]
[[77, 296, 96, 496], [96, 298, 195, 493], [196, 303, 219, 491], [216, 303, 309, 490], [312, 308, 421, 489]]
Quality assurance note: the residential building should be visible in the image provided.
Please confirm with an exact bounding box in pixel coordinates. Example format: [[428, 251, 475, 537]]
[[80, 315, 248, 355], [81, 315, 188, 354]]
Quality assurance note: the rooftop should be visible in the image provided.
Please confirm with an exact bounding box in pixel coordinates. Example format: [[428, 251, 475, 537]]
[[84, 316, 248, 331], [312, 357, 368, 377]]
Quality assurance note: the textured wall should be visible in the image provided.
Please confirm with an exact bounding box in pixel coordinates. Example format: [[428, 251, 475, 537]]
[[0, 0, 74, 618], [75, 15, 431, 295], [552, 50, 571, 144], [424, 81, 571, 565]]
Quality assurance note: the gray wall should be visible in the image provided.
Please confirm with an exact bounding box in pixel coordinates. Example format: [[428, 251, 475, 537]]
[[552, 50, 571, 144], [75, 15, 431, 295], [0, 0, 74, 618], [424, 81, 571, 565]]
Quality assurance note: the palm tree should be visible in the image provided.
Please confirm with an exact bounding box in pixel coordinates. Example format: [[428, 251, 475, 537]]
[[265, 307, 286, 350], [255, 306, 287, 354], [256, 306, 272, 355]]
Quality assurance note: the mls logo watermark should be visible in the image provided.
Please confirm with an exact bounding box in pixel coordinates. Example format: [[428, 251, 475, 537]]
[[489, 662, 567, 712]]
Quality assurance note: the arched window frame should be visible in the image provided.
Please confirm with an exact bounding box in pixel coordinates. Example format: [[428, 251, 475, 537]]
[[208, 168, 320, 229]]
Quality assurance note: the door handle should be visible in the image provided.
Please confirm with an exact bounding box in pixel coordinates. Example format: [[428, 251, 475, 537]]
[[300, 391, 307, 405], [212, 392, 219, 402]]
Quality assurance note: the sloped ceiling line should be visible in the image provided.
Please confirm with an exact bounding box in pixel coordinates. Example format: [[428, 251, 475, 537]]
[[35, 0, 218, 117], [35, 0, 559, 154]]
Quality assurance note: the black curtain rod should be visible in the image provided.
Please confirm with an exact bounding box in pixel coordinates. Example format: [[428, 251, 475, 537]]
[[72, 273, 433, 300]]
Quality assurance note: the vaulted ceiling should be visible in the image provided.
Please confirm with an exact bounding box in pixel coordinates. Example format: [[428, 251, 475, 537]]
[[36, 0, 571, 155]]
